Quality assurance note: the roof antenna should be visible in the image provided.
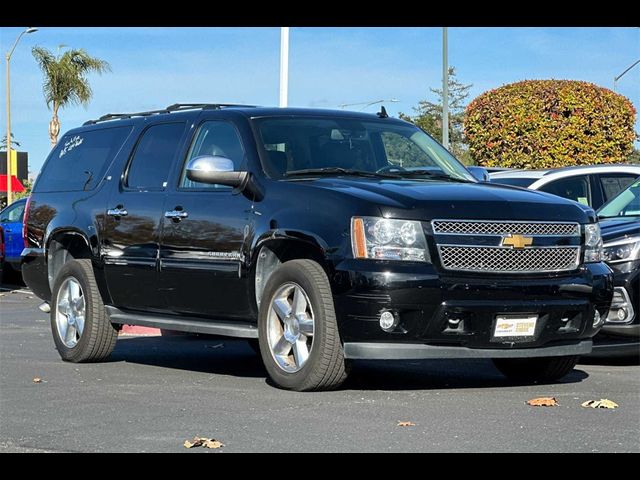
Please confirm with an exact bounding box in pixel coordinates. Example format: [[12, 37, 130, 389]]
[[377, 105, 389, 118]]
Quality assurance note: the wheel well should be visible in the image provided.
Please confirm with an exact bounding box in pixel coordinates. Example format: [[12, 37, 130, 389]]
[[47, 232, 92, 290], [254, 240, 327, 308]]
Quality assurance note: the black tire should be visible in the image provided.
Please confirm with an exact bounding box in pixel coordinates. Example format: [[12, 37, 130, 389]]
[[258, 259, 348, 391], [1, 261, 20, 285], [50, 259, 118, 362], [493, 355, 580, 382]]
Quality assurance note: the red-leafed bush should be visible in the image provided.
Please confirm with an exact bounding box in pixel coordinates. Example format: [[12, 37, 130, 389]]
[[464, 80, 636, 168]]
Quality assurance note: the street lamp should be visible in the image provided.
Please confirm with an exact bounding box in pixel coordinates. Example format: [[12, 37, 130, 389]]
[[5, 27, 37, 206], [338, 99, 399, 111], [613, 59, 640, 92]]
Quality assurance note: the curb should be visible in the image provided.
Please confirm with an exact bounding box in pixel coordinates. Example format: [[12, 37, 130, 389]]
[[119, 325, 161, 337]]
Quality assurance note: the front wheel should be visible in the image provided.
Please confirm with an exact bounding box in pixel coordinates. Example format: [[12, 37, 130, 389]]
[[492, 355, 580, 382], [258, 259, 348, 391]]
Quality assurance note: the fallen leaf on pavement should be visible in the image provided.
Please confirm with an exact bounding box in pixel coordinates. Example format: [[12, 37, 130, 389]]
[[526, 397, 559, 407], [184, 436, 224, 449], [397, 421, 416, 427], [581, 399, 619, 409], [32, 377, 43, 384], [203, 439, 224, 449]]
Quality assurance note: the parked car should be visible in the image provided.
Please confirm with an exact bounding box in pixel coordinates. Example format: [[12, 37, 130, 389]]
[[22, 104, 613, 391], [0, 197, 27, 283], [593, 178, 640, 356], [0, 225, 5, 269], [489, 165, 640, 210]]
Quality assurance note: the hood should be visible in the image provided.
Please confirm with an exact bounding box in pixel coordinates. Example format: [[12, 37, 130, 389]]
[[300, 177, 595, 223], [600, 216, 640, 243]]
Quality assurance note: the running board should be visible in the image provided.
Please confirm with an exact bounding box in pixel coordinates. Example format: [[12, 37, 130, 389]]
[[105, 306, 258, 338]]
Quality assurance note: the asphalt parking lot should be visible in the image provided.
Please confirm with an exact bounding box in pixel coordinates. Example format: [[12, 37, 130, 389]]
[[1, 284, 639, 452]]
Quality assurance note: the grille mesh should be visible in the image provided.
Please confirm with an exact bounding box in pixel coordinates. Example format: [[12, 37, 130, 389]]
[[438, 246, 580, 273], [432, 220, 579, 236]]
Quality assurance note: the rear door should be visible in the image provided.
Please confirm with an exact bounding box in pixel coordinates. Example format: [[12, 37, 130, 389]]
[[158, 119, 254, 320], [102, 121, 188, 311], [0, 199, 25, 261]]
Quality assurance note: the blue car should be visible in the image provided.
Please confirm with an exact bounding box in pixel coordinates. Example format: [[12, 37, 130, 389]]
[[0, 197, 27, 283]]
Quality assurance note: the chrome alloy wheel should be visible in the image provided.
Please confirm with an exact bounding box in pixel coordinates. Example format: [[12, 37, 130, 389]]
[[55, 277, 86, 348], [266, 282, 315, 373]]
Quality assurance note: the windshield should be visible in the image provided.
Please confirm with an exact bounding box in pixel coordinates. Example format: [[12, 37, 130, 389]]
[[598, 178, 640, 218], [254, 117, 474, 181], [490, 177, 537, 188]]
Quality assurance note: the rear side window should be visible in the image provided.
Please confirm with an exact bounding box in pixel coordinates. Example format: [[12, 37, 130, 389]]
[[599, 174, 638, 201], [126, 122, 185, 190], [35, 126, 132, 193]]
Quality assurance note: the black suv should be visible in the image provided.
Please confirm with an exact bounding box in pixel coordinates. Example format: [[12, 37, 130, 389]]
[[22, 104, 613, 391]]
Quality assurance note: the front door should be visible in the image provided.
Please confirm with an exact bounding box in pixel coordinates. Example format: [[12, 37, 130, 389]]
[[159, 120, 253, 320], [102, 121, 187, 311]]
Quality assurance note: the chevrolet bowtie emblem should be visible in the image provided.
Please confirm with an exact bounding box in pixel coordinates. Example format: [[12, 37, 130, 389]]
[[501, 234, 533, 249]]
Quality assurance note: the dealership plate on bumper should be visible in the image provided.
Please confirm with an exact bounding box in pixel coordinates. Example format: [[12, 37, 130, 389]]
[[493, 315, 538, 337]]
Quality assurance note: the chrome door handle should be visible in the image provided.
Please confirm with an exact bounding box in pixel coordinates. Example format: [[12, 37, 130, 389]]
[[164, 210, 188, 220], [107, 207, 128, 217]]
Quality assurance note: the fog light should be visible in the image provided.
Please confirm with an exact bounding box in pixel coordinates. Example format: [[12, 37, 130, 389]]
[[379, 311, 398, 332], [593, 310, 602, 327], [617, 308, 628, 322]]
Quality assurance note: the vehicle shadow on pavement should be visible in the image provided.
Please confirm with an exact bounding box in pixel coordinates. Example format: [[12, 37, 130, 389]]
[[110, 336, 589, 391], [110, 336, 266, 378], [343, 360, 589, 391], [579, 355, 640, 367]]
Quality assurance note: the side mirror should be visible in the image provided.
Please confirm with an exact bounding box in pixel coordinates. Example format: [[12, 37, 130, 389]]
[[186, 155, 248, 188], [467, 166, 490, 182]]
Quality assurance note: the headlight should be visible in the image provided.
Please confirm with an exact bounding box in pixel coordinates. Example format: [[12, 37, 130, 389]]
[[583, 223, 603, 262], [351, 217, 430, 262], [603, 236, 640, 264]]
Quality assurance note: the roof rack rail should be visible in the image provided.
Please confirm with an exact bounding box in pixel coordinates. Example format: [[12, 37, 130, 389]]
[[83, 103, 257, 125]]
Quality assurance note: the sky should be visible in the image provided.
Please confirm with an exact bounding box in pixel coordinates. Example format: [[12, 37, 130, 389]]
[[1, 26, 638, 174]]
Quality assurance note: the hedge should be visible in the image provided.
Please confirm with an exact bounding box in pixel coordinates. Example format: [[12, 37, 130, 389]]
[[464, 80, 637, 169]]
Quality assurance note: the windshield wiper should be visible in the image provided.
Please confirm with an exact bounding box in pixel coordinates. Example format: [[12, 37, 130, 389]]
[[284, 167, 402, 179], [395, 169, 474, 183]]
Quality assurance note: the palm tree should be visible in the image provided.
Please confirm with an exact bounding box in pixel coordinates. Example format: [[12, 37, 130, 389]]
[[32, 46, 111, 147]]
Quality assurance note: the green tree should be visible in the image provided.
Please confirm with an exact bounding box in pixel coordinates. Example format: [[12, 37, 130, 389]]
[[14, 178, 33, 201], [0, 133, 21, 150], [31, 46, 111, 147], [399, 67, 473, 163]]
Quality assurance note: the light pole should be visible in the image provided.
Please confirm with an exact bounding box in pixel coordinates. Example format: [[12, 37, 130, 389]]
[[279, 27, 289, 108], [338, 99, 399, 111], [442, 27, 449, 150], [613, 59, 640, 92], [5, 27, 37, 206]]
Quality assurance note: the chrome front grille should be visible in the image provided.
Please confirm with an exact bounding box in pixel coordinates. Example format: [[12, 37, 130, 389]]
[[432, 220, 580, 236], [438, 245, 581, 273], [433, 219, 582, 274]]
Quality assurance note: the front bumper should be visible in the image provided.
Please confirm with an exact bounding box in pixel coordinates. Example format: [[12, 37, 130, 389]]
[[600, 263, 639, 338], [332, 260, 613, 357]]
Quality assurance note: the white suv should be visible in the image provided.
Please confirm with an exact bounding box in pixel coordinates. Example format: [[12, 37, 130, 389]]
[[490, 165, 640, 210]]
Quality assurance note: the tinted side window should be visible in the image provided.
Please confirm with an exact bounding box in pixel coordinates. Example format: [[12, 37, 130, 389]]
[[0, 202, 24, 222], [539, 176, 591, 206], [127, 123, 185, 190], [599, 174, 638, 201], [35, 126, 132, 193], [179, 121, 245, 189]]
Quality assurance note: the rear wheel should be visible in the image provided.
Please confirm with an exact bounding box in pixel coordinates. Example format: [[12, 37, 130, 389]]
[[51, 259, 118, 362], [258, 259, 348, 391], [493, 355, 580, 382]]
